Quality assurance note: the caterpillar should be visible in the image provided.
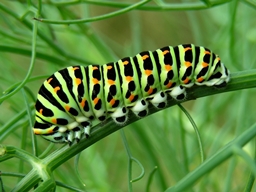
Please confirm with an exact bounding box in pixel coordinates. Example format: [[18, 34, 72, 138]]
[[33, 44, 230, 144]]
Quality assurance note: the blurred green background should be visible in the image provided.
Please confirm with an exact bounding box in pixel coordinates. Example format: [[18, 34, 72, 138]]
[[1, 0, 256, 191]]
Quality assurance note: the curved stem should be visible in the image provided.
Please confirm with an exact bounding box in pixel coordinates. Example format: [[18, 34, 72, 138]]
[[49, 0, 232, 11], [34, 0, 150, 24], [178, 104, 205, 163]]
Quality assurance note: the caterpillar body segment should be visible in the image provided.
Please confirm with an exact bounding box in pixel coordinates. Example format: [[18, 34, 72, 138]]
[[34, 44, 230, 144]]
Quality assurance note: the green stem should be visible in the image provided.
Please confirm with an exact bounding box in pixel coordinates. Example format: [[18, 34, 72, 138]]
[[0, 12, 38, 102], [178, 104, 205, 163], [165, 123, 256, 192], [34, 0, 150, 24], [49, 0, 232, 11], [146, 166, 158, 192]]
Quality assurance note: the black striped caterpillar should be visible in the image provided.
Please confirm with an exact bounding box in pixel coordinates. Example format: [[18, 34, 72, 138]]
[[34, 44, 230, 144]]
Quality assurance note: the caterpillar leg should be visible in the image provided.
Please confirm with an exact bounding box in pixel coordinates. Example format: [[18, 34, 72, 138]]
[[169, 85, 186, 100], [61, 121, 87, 144], [63, 127, 84, 145], [150, 91, 167, 108], [33, 120, 68, 143], [51, 125, 88, 144], [35, 124, 72, 143], [34, 117, 92, 144], [42, 131, 67, 143], [131, 99, 149, 118], [212, 67, 230, 88], [110, 107, 129, 125], [65, 122, 91, 144], [72, 115, 92, 138]]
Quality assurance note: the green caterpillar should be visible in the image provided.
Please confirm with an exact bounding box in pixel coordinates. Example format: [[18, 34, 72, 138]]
[[34, 44, 230, 144]]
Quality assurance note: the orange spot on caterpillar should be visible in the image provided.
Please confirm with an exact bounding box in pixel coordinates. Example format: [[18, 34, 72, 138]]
[[109, 98, 116, 106], [142, 55, 149, 60], [51, 118, 57, 124], [54, 86, 60, 93], [204, 50, 211, 55], [183, 77, 190, 84], [147, 87, 154, 95], [65, 105, 70, 111], [107, 65, 112, 70], [165, 65, 172, 71], [202, 62, 209, 68], [128, 94, 135, 102], [34, 129, 41, 135], [108, 80, 115, 85], [185, 62, 192, 67], [39, 109, 43, 114], [80, 99, 86, 108], [197, 77, 204, 83], [162, 50, 169, 55], [75, 78, 81, 85], [184, 47, 192, 52], [126, 76, 133, 81], [73, 66, 79, 70], [93, 97, 99, 105], [46, 128, 54, 134], [166, 81, 173, 88], [145, 70, 152, 76], [123, 61, 129, 65], [47, 78, 53, 84], [92, 78, 99, 84], [34, 128, 54, 135], [92, 66, 99, 70]]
